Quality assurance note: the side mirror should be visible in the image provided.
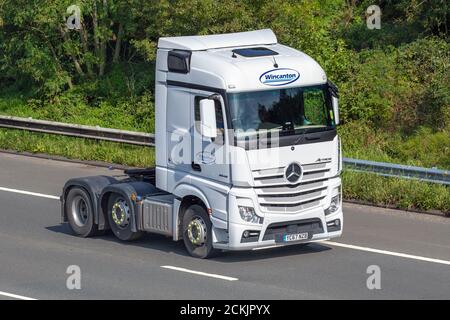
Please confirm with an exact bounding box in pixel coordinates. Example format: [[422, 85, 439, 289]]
[[200, 99, 217, 138], [332, 96, 340, 125]]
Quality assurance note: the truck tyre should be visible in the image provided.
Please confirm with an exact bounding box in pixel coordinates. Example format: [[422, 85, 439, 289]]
[[66, 187, 98, 237], [182, 204, 219, 259], [107, 193, 143, 241]]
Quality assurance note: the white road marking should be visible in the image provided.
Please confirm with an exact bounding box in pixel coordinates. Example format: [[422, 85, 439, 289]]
[[0, 187, 59, 200], [326, 241, 450, 266], [0, 290, 37, 300], [161, 265, 239, 281]]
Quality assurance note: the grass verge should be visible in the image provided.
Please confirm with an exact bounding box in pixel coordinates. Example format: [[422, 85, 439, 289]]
[[343, 171, 449, 214], [0, 129, 448, 214], [339, 122, 450, 169], [0, 129, 154, 168]]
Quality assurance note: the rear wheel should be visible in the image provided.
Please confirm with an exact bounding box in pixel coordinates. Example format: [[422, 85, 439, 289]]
[[107, 193, 143, 241], [182, 204, 219, 259], [66, 187, 98, 237]]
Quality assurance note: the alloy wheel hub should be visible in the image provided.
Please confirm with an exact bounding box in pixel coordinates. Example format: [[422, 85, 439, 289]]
[[187, 218, 207, 246], [71, 195, 89, 227], [111, 200, 130, 229]]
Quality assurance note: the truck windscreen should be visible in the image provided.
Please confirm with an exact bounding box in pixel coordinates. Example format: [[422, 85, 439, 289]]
[[228, 85, 334, 138]]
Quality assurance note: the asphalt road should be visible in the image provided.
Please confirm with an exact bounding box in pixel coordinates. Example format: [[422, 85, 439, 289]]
[[0, 152, 449, 300]]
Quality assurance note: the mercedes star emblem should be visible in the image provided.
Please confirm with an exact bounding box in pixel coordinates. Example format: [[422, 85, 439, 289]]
[[285, 163, 303, 184]]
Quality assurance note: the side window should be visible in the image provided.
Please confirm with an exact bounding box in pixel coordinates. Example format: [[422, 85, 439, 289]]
[[194, 96, 225, 144]]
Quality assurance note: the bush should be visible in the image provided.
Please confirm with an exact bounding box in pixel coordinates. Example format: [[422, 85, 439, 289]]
[[0, 65, 155, 133]]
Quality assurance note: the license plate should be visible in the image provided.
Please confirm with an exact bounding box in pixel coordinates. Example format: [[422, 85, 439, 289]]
[[282, 232, 309, 242]]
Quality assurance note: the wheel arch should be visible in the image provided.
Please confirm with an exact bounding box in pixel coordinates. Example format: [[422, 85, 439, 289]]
[[98, 181, 159, 232], [61, 176, 118, 226], [173, 184, 211, 240]]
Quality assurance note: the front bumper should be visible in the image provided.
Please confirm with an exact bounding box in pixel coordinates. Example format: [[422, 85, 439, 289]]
[[221, 207, 342, 251], [213, 178, 343, 251]]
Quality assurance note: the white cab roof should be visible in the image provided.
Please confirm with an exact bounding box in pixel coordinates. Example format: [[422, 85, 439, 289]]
[[158, 29, 277, 51], [158, 30, 327, 91]]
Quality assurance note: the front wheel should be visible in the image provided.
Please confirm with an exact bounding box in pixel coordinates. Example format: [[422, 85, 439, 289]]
[[182, 204, 219, 259], [107, 193, 143, 241]]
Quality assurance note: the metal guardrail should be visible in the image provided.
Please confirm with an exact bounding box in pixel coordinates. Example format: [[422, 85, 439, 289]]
[[343, 157, 450, 185], [0, 115, 154, 146], [0, 115, 448, 185]]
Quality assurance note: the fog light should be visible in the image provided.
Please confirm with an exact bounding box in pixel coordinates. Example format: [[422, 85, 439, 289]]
[[241, 230, 260, 243], [327, 219, 340, 227], [238, 206, 263, 224], [327, 219, 341, 232]]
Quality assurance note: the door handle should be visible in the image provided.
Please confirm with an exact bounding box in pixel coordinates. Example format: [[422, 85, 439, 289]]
[[191, 162, 201, 172]]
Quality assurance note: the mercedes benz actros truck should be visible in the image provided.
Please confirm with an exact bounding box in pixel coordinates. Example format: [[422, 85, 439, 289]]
[[61, 29, 343, 258]]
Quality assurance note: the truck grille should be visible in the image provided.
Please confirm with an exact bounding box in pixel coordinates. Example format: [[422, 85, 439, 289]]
[[252, 161, 331, 213]]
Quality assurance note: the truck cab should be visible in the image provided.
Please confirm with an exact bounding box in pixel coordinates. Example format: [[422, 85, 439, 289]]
[[61, 29, 343, 258]]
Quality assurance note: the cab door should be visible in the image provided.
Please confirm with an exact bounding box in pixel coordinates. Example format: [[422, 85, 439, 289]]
[[166, 85, 192, 176], [190, 90, 230, 185]]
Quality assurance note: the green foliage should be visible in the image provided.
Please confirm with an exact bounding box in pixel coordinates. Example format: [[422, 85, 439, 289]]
[[401, 38, 450, 130], [343, 0, 449, 49], [339, 122, 450, 169], [0, 89, 154, 133], [254, 0, 353, 83], [339, 38, 449, 131]]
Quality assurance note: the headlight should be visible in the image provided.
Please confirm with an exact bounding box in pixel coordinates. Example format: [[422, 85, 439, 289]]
[[325, 188, 341, 215], [238, 206, 263, 224]]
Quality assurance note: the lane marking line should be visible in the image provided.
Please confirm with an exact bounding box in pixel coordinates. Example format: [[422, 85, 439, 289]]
[[0, 187, 59, 200], [0, 290, 37, 300], [161, 265, 238, 281], [326, 241, 450, 266]]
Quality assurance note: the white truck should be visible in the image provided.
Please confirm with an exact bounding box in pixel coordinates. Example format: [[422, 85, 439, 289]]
[[61, 29, 343, 258]]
